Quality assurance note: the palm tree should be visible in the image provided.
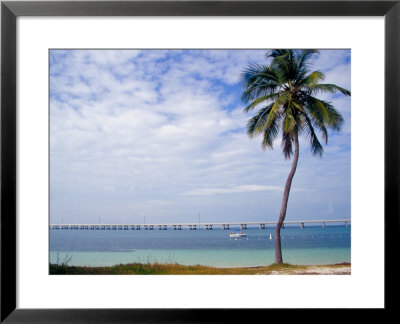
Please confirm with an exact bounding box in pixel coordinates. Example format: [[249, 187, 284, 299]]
[[241, 49, 350, 263]]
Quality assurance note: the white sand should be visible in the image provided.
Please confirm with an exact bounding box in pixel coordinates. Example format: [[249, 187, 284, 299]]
[[257, 265, 351, 275]]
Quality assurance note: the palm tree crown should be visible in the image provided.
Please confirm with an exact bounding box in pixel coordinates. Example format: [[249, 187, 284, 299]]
[[242, 49, 350, 158]]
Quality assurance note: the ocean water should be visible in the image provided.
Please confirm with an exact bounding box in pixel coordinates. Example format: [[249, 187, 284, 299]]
[[49, 225, 350, 267]]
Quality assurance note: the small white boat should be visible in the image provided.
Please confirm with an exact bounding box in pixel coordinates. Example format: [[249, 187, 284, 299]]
[[229, 231, 247, 238]]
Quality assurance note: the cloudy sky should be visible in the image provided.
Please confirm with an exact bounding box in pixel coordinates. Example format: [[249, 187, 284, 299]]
[[50, 49, 351, 225]]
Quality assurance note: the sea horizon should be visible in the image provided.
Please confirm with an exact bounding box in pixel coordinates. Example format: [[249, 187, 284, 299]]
[[50, 225, 351, 268]]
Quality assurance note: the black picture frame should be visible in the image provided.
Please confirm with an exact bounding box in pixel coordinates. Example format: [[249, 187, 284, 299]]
[[1, 0, 398, 322]]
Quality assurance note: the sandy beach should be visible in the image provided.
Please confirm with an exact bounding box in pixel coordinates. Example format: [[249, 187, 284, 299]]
[[262, 264, 351, 275]]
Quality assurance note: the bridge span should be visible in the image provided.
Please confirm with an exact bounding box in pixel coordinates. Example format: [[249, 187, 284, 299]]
[[50, 219, 350, 230]]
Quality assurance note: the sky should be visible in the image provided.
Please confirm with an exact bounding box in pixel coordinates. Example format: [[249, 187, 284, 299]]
[[49, 49, 351, 225]]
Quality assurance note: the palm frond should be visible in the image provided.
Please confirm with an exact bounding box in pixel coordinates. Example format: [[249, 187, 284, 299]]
[[301, 113, 325, 156], [261, 114, 282, 150], [270, 55, 291, 80], [282, 106, 296, 134], [243, 92, 282, 113], [241, 65, 282, 103], [265, 92, 290, 129], [281, 132, 293, 159], [242, 49, 349, 159], [304, 96, 344, 131], [297, 71, 325, 87], [296, 49, 319, 70], [246, 104, 274, 137], [309, 83, 351, 96], [246, 104, 282, 150], [241, 63, 269, 84], [268, 49, 289, 58]]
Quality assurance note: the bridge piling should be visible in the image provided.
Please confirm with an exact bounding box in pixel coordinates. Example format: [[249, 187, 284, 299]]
[[50, 219, 350, 231]]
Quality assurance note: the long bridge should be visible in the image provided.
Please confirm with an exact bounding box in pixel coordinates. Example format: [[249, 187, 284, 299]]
[[50, 219, 350, 230]]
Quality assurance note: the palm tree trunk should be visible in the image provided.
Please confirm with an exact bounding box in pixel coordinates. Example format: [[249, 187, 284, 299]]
[[275, 133, 300, 263]]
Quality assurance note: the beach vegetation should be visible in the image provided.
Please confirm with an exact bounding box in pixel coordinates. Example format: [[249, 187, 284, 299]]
[[49, 261, 350, 275]]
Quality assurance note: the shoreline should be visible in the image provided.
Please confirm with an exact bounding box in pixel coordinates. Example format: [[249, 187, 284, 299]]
[[50, 262, 351, 275]]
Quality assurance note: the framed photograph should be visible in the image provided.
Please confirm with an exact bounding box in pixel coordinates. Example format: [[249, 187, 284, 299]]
[[1, 0, 398, 321]]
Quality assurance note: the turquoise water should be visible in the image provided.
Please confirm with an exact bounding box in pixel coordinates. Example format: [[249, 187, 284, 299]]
[[50, 225, 351, 267]]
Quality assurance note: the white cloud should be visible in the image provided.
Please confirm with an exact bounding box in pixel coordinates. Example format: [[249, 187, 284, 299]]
[[50, 49, 351, 224], [182, 185, 283, 196]]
